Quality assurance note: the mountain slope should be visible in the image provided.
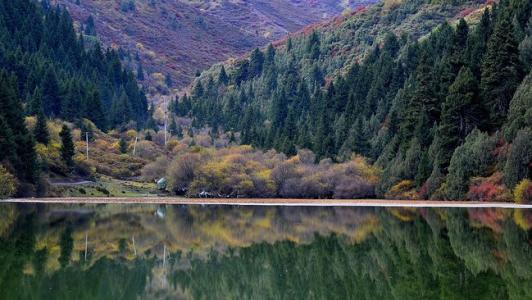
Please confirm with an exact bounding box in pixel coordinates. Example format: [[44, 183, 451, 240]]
[[0, 0, 149, 196], [174, 0, 531, 200], [53, 0, 374, 91]]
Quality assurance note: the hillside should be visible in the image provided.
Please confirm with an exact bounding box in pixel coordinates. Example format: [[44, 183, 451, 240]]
[[172, 0, 532, 200], [53, 0, 375, 92]]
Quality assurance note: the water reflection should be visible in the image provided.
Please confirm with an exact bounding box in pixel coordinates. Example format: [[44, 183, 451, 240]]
[[0, 204, 531, 299]]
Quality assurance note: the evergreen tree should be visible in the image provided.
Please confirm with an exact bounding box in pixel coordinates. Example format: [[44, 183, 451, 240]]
[[0, 71, 38, 184], [85, 90, 107, 131], [42, 68, 62, 117], [34, 110, 49, 145], [249, 48, 264, 77], [84, 15, 96, 36], [169, 117, 178, 136], [436, 67, 480, 169], [136, 62, 145, 81], [218, 65, 228, 85], [119, 137, 128, 154], [480, 13, 523, 128], [59, 125, 75, 168]]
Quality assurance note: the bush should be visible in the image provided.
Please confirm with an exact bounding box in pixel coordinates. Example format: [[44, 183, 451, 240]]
[[166, 153, 202, 194], [467, 173, 511, 202], [0, 166, 18, 198], [141, 156, 170, 181], [163, 146, 378, 198], [513, 179, 532, 204], [385, 180, 418, 200]]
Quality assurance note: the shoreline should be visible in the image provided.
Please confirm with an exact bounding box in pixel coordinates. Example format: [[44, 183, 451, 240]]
[[3, 198, 532, 208]]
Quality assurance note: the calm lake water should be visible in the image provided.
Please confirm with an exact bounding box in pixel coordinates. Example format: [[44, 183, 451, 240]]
[[0, 203, 531, 299]]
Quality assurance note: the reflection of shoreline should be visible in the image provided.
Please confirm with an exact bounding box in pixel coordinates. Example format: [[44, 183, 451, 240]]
[[5, 198, 532, 208]]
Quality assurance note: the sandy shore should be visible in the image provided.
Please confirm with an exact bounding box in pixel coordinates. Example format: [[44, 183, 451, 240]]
[[3, 197, 532, 208]]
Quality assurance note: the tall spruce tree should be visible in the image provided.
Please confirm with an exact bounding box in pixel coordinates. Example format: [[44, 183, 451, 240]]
[[34, 110, 49, 145], [59, 125, 75, 168], [436, 67, 479, 170], [480, 12, 523, 129]]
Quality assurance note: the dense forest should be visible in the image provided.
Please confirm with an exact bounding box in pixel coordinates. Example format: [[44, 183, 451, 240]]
[[0, 0, 148, 195], [176, 0, 531, 200]]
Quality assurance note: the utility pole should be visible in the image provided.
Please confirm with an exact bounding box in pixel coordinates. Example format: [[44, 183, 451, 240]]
[[86, 132, 89, 160], [133, 136, 138, 155], [84, 232, 88, 262], [164, 98, 168, 146]]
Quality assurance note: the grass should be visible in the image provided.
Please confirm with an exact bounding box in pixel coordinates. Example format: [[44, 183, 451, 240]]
[[51, 176, 157, 197]]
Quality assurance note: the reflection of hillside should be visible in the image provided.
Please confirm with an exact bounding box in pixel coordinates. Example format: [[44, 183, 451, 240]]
[[1, 204, 531, 299], [30, 204, 380, 270], [171, 209, 532, 299]]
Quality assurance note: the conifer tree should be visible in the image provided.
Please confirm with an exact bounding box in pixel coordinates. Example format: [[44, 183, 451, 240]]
[[249, 48, 264, 77], [59, 125, 75, 168], [119, 137, 128, 154], [169, 117, 178, 136], [42, 67, 62, 117], [136, 62, 144, 81], [85, 89, 107, 131], [437, 67, 480, 169], [34, 110, 49, 145], [218, 65, 228, 85], [480, 13, 523, 128]]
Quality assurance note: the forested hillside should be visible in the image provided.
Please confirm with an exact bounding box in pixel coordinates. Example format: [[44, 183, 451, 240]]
[[0, 0, 148, 195], [176, 0, 532, 200]]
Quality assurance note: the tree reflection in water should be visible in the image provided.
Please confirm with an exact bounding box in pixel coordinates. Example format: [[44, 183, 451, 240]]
[[0, 204, 530, 299]]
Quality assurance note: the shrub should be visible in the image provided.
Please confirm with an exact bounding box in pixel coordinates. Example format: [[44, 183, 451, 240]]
[[385, 180, 418, 200], [141, 156, 170, 181], [513, 179, 532, 204], [166, 153, 202, 194], [134, 140, 161, 160], [467, 173, 511, 202], [0, 166, 18, 198]]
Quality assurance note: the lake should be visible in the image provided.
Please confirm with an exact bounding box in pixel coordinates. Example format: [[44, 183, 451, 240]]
[[0, 203, 531, 299]]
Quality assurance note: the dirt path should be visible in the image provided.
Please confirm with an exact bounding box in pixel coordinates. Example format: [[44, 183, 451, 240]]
[[47, 179, 94, 186], [3, 197, 532, 208]]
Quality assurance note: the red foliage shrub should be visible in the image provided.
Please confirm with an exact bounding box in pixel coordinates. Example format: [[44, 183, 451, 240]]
[[467, 172, 511, 202]]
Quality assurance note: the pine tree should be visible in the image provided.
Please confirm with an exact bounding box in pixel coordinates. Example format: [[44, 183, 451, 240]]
[[480, 12, 523, 129], [218, 65, 228, 85], [59, 125, 75, 168], [34, 110, 49, 145], [84, 15, 96, 36], [169, 117, 178, 136], [42, 67, 62, 117], [0, 116, 16, 167], [249, 48, 264, 77], [437, 67, 480, 169], [136, 62, 145, 80], [85, 89, 107, 131], [119, 137, 128, 154], [307, 31, 321, 59], [450, 18, 469, 71], [28, 88, 44, 116]]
